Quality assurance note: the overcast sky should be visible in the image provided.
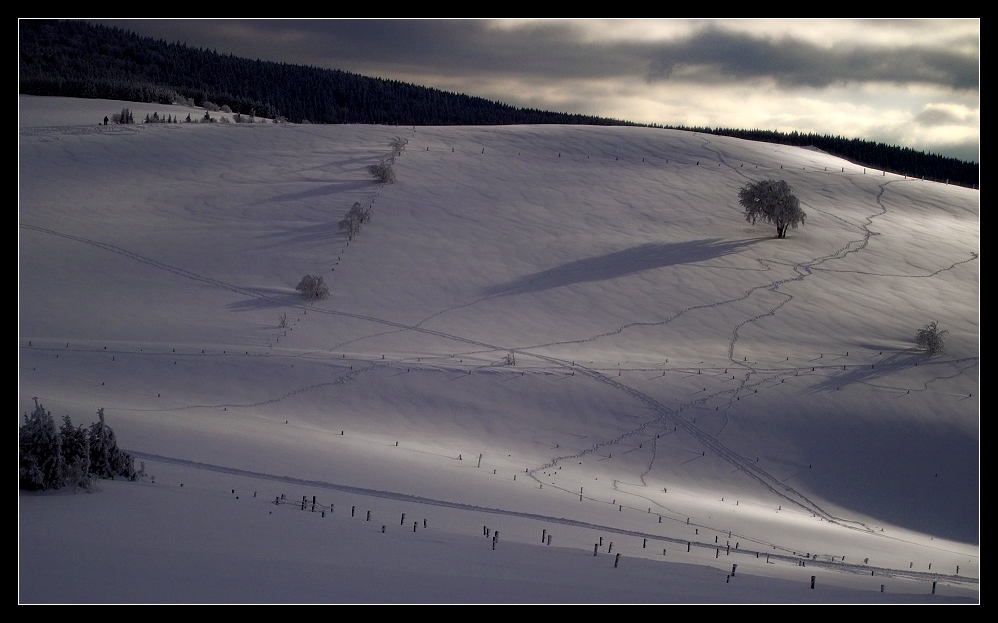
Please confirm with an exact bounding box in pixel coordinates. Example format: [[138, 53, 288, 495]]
[[92, 19, 979, 163]]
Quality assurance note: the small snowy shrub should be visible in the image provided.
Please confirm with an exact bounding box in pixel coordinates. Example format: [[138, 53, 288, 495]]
[[916, 321, 946, 355]]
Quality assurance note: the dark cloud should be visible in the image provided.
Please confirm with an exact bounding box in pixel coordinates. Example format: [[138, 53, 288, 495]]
[[94, 19, 636, 81], [645, 25, 979, 90], [96, 19, 978, 92]]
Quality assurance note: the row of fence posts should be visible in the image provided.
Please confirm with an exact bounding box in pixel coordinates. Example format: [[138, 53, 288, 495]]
[[272, 493, 433, 532], [268, 490, 953, 592]]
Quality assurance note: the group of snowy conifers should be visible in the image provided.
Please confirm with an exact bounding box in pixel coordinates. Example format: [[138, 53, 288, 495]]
[[19, 399, 136, 491]]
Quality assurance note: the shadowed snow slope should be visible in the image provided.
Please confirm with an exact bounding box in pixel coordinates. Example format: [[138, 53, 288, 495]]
[[18, 96, 978, 603]]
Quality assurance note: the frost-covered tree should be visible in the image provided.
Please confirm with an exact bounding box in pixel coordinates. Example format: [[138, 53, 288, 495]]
[[916, 321, 947, 355], [88, 408, 137, 481], [296, 275, 330, 300], [338, 215, 361, 239], [739, 179, 806, 239], [368, 157, 397, 184], [60, 415, 93, 490], [19, 398, 64, 490], [339, 202, 373, 239], [20, 401, 135, 490], [390, 136, 407, 157]]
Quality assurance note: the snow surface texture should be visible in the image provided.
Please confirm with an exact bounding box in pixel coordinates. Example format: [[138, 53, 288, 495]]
[[18, 96, 979, 604]]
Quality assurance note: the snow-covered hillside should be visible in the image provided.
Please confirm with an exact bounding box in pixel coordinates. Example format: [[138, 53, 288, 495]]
[[18, 96, 979, 603]]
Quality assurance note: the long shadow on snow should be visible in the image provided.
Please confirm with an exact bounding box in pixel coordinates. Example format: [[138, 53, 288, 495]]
[[808, 350, 937, 393], [486, 239, 761, 297], [790, 412, 979, 544]]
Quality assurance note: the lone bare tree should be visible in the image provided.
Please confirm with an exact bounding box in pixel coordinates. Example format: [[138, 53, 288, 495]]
[[739, 179, 806, 238]]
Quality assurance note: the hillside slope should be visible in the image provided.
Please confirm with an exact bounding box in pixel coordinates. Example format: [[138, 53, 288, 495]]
[[18, 96, 979, 602]]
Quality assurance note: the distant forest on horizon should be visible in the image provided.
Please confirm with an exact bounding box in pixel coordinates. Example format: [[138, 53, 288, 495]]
[[19, 19, 978, 188]]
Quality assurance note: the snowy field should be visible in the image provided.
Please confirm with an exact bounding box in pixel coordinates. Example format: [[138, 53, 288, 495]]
[[18, 96, 979, 604]]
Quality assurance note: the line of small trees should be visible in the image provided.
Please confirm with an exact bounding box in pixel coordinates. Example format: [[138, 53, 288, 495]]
[[143, 111, 181, 123], [19, 399, 137, 491], [339, 202, 373, 240], [295, 138, 400, 304], [109, 108, 232, 124], [111, 107, 135, 124], [366, 136, 405, 184]]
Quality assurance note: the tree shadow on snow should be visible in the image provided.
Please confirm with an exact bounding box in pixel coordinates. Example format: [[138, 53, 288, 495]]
[[808, 349, 936, 393], [226, 289, 304, 312], [486, 238, 761, 297]]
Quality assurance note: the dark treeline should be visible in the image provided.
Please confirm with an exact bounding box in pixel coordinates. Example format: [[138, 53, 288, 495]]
[[18, 20, 634, 128], [664, 126, 977, 189], [19, 20, 977, 188]]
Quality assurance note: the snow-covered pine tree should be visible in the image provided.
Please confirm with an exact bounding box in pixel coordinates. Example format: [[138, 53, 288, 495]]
[[19, 398, 64, 490], [88, 408, 136, 481], [60, 415, 93, 490]]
